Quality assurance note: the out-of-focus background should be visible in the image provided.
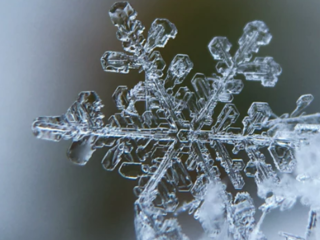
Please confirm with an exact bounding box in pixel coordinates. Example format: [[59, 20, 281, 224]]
[[1, 0, 320, 239]]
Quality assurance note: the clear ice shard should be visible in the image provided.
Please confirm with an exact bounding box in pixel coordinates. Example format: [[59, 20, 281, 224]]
[[32, 2, 320, 239]]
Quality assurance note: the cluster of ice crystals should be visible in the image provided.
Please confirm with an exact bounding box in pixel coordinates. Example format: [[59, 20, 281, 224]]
[[32, 2, 320, 239]]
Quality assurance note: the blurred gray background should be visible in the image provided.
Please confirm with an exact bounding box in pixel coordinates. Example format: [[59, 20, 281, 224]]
[[1, 0, 320, 239]]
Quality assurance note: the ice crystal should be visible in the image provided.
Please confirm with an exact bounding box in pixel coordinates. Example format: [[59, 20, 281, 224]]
[[32, 2, 320, 239]]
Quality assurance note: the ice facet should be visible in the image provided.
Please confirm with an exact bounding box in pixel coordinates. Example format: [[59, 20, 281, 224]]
[[235, 21, 272, 64], [237, 57, 282, 87], [144, 19, 177, 53], [101, 51, 136, 73], [109, 2, 136, 27], [208, 36, 233, 68]]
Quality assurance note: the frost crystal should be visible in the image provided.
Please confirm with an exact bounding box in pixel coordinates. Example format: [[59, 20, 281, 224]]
[[32, 2, 320, 239]]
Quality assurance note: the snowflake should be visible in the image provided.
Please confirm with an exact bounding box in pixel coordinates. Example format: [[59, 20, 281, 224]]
[[32, 2, 320, 240]]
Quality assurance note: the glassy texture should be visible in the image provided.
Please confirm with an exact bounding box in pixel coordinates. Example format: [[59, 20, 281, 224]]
[[32, 2, 320, 239]]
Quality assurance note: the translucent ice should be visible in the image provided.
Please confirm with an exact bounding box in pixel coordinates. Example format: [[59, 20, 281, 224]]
[[32, 2, 320, 239]]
